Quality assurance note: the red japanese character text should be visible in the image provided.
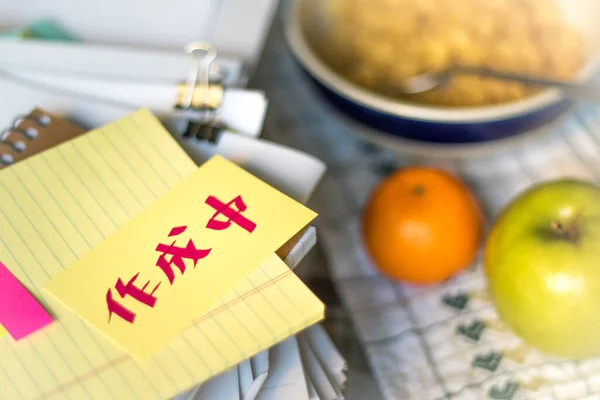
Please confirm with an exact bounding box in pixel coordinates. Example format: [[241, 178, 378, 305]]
[[106, 273, 161, 324], [205, 195, 256, 233], [155, 225, 211, 285]]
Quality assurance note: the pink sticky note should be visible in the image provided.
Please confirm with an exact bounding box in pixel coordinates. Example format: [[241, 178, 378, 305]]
[[0, 261, 53, 340]]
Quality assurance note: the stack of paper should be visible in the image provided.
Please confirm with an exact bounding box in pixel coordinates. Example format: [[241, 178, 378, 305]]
[[179, 324, 347, 400], [0, 109, 346, 399]]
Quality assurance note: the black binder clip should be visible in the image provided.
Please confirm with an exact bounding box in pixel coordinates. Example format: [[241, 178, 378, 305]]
[[176, 42, 227, 143], [182, 119, 227, 143]]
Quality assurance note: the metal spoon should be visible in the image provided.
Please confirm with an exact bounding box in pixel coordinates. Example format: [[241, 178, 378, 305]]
[[401, 65, 600, 102]]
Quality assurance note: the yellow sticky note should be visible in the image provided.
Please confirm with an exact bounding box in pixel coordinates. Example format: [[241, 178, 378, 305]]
[[43, 155, 317, 361], [0, 324, 6, 338]]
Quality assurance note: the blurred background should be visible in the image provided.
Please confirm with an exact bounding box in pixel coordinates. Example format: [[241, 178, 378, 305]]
[[253, 1, 600, 398]]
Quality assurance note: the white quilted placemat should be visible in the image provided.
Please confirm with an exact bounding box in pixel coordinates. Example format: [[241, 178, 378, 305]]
[[289, 106, 600, 400]]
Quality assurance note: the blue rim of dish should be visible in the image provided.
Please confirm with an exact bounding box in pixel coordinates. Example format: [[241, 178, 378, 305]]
[[284, 3, 600, 147], [307, 74, 574, 144]]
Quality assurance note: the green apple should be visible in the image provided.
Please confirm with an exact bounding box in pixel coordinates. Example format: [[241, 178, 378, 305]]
[[485, 179, 600, 359]]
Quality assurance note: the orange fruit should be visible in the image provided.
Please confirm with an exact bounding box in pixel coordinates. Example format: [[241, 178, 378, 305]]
[[362, 167, 484, 285]]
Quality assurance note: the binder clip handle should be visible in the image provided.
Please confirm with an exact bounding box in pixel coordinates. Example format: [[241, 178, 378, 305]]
[[177, 42, 223, 111]]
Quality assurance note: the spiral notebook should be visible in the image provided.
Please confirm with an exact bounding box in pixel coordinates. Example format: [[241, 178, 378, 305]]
[[0, 108, 325, 400]]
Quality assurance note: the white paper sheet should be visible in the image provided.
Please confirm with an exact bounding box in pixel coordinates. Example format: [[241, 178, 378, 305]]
[[0, 0, 278, 79], [172, 385, 201, 400], [0, 40, 241, 86], [0, 69, 267, 137], [251, 352, 270, 375], [300, 337, 335, 400], [191, 368, 240, 400], [0, 69, 136, 130], [255, 337, 309, 400], [186, 325, 348, 400], [303, 326, 347, 388], [298, 326, 346, 400], [0, 67, 326, 207], [238, 351, 269, 400], [306, 378, 319, 400], [175, 132, 325, 204]]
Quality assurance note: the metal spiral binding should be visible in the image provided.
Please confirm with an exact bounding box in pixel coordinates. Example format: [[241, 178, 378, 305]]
[[0, 113, 50, 166]]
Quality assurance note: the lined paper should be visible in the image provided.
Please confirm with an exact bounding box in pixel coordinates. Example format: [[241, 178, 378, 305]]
[[0, 109, 325, 400]]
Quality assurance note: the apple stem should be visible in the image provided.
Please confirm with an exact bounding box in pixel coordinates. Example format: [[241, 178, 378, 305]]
[[551, 221, 564, 233], [551, 220, 580, 243]]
